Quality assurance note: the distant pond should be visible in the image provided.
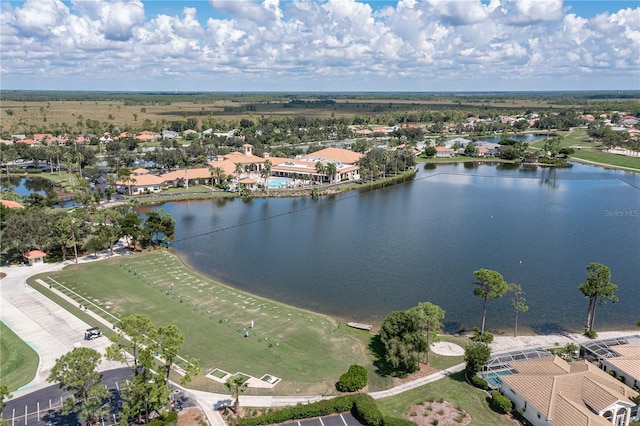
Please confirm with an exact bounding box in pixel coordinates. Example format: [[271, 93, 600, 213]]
[[1, 176, 51, 197], [144, 162, 640, 334]]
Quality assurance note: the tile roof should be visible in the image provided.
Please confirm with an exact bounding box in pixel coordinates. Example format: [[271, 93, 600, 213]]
[[303, 147, 363, 164], [116, 174, 165, 186], [24, 250, 47, 259], [1, 200, 24, 209], [501, 356, 638, 426]]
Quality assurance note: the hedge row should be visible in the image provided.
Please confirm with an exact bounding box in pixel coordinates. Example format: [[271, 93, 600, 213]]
[[236, 393, 415, 426]]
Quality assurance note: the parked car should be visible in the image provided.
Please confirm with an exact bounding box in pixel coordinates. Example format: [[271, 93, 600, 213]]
[[84, 326, 102, 340]]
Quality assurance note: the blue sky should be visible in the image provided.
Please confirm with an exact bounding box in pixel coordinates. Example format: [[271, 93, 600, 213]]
[[1, 0, 639, 92]]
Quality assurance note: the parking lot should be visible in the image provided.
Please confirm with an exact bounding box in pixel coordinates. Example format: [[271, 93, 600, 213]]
[[1, 368, 197, 426], [281, 412, 366, 426]]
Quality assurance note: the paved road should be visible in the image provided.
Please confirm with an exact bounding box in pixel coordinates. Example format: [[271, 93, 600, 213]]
[[1, 368, 198, 426]]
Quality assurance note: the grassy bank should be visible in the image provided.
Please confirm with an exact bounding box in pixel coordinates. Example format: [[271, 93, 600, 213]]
[[29, 251, 397, 395], [376, 371, 513, 426], [0, 321, 39, 392]]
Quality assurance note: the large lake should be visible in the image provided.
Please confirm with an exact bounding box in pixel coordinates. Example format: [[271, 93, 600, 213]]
[[148, 162, 640, 334]]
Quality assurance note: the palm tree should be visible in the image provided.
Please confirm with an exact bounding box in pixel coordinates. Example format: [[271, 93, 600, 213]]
[[315, 161, 325, 185], [324, 162, 337, 184], [180, 155, 190, 189], [260, 160, 272, 196], [509, 283, 528, 337], [225, 374, 247, 413], [234, 162, 244, 180]]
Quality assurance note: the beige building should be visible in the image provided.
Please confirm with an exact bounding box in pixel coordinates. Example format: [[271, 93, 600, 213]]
[[500, 355, 638, 426]]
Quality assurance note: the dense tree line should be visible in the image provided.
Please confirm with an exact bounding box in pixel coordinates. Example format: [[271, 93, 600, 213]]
[[0, 203, 175, 264]]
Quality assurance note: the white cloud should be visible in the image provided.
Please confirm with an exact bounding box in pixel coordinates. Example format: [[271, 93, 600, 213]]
[[11, 0, 69, 38], [0, 0, 638, 91], [423, 0, 490, 26], [496, 0, 564, 25]]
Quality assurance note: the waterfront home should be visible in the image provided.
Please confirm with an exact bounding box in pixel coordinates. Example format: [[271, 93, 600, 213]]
[[499, 355, 638, 426], [581, 336, 640, 390], [435, 146, 455, 158], [115, 170, 165, 195]]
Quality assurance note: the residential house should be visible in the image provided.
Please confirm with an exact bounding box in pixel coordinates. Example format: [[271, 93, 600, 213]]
[[1, 200, 25, 209], [500, 355, 638, 426], [581, 337, 640, 390], [115, 169, 165, 195], [16, 139, 39, 146], [435, 146, 454, 158], [33, 133, 54, 143], [161, 130, 178, 140]]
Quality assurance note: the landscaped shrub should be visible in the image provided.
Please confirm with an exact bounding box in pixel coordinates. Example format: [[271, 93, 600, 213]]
[[470, 375, 489, 390], [472, 329, 494, 343], [490, 391, 513, 414], [337, 365, 368, 392], [584, 329, 597, 339]]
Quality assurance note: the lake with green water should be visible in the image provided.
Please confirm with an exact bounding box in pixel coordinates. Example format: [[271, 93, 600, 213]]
[[150, 162, 640, 334]]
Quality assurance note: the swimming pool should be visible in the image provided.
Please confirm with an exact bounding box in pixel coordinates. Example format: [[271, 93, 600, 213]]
[[267, 177, 293, 188], [482, 370, 514, 388]]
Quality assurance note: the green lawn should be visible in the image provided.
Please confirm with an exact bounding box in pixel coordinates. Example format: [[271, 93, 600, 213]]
[[0, 321, 39, 392], [376, 371, 513, 426], [29, 252, 396, 395], [530, 129, 640, 171]]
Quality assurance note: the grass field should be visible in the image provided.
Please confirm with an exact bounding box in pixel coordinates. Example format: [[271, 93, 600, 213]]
[[0, 321, 39, 392], [529, 129, 640, 171], [29, 251, 400, 395], [376, 371, 513, 426]]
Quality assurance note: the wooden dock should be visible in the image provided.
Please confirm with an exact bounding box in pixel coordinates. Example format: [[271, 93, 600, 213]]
[[347, 322, 372, 331]]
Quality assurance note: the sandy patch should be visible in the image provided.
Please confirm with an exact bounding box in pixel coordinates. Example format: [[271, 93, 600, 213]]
[[431, 341, 465, 356]]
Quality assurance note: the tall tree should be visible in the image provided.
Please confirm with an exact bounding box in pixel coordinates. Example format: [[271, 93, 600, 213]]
[[509, 283, 528, 337], [260, 159, 272, 196], [408, 302, 445, 365], [578, 262, 618, 333], [106, 314, 161, 424], [225, 374, 248, 413], [156, 325, 200, 410], [47, 347, 110, 426], [472, 268, 508, 334]]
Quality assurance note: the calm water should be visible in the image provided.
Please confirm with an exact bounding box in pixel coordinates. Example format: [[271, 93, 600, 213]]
[[148, 162, 640, 334], [0, 177, 50, 196]]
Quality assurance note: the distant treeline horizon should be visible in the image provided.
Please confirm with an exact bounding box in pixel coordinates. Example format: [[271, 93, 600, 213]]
[[1, 89, 639, 104]]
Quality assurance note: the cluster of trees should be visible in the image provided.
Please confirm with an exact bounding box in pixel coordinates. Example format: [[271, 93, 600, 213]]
[[48, 314, 198, 425], [0, 202, 175, 264], [358, 147, 416, 182], [587, 122, 640, 151], [379, 302, 445, 374]]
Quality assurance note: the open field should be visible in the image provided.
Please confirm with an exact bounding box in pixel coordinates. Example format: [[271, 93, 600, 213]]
[[28, 251, 399, 395], [3, 91, 637, 135], [376, 371, 513, 426], [0, 321, 39, 392]]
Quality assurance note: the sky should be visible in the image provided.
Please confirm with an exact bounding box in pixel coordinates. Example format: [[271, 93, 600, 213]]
[[1, 0, 639, 92]]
